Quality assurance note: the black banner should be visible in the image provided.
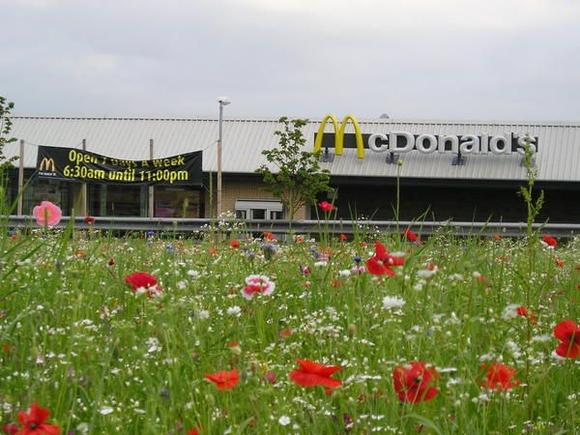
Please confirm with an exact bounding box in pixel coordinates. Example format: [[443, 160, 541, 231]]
[[36, 146, 203, 186]]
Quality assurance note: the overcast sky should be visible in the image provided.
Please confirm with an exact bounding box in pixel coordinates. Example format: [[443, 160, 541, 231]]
[[1, 0, 579, 121]]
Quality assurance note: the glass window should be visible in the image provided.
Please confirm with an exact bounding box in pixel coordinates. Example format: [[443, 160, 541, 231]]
[[269, 210, 284, 220], [22, 176, 71, 215], [88, 184, 147, 217], [154, 186, 203, 218], [251, 209, 265, 220], [235, 210, 247, 219]]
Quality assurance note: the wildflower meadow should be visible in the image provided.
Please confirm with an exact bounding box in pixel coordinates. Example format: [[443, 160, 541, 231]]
[[0, 213, 578, 434]]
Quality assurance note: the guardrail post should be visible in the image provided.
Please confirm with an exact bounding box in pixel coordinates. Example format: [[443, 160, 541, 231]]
[[81, 139, 87, 216], [17, 139, 24, 216], [148, 139, 154, 218]]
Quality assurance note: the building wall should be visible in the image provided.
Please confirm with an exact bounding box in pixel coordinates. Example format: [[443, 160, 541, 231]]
[[204, 175, 307, 219]]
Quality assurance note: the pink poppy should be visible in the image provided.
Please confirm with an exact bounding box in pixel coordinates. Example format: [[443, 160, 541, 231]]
[[32, 201, 62, 227], [319, 201, 336, 213], [241, 275, 275, 300]]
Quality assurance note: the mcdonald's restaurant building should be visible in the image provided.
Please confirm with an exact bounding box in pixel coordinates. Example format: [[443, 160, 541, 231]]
[[4, 115, 580, 223]]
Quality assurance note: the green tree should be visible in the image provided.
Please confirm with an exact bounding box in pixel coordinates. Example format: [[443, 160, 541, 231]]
[[0, 96, 17, 168], [256, 117, 330, 223]]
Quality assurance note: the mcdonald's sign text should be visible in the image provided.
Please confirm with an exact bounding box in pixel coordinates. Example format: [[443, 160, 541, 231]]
[[314, 114, 538, 159]]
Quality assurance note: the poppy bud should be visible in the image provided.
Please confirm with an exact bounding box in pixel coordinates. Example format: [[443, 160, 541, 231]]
[[347, 323, 357, 337], [264, 371, 277, 384]]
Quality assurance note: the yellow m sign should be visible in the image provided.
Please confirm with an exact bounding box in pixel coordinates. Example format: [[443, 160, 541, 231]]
[[313, 114, 365, 159], [39, 157, 56, 172]]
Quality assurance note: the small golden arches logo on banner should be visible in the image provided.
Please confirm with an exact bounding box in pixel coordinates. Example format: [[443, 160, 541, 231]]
[[313, 114, 365, 159], [38, 157, 56, 172]]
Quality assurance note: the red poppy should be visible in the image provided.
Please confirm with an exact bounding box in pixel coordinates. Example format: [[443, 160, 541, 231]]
[[555, 257, 564, 268], [392, 361, 439, 403], [2, 424, 18, 435], [482, 363, 520, 390], [338, 233, 348, 241], [318, 201, 336, 213], [542, 235, 557, 247], [492, 233, 502, 241], [187, 428, 199, 435], [205, 369, 240, 390], [262, 231, 275, 241], [516, 306, 537, 323], [279, 328, 293, 338], [208, 246, 218, 256], [331, 279, 343, 288], [16, 403, 60, 435], [403, 228, 418, 242], [229, 239, 240, 248], [124, 272, 162, 298], [289, 359, 342, 393], [553, 320, 579, 358], [366, 241, 405, 276], [124, 272, 157, 290], [83, 216, 96, 225]]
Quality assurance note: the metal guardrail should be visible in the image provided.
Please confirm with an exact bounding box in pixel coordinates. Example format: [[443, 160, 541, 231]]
[[4, 215, 579, 238]]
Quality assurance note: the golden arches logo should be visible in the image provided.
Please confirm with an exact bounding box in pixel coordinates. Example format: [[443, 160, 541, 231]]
[[313, 114, 365, 159], [39, 157, 55, 172]]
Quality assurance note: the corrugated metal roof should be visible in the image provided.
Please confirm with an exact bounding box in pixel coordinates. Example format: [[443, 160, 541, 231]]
[[4, 116, 580, 182]]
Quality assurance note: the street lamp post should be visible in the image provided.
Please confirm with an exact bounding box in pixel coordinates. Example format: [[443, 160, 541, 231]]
[[217, 96, 231, 217]]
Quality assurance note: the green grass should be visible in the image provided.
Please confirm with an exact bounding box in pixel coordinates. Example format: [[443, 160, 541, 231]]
[[0, 228, 578, 434]]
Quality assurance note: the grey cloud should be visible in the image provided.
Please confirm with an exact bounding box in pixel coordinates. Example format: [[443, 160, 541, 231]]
[[1, 0, 579, 121]]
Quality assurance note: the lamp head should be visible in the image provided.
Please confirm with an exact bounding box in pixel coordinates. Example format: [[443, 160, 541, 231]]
[[218, 96, 231, 106]]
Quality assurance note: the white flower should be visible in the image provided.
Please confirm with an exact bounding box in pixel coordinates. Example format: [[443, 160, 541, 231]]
[[227, 306, 242, 317], [502, 304, 521, 320], [314, 261, 328, 267], [382, 296, 405, 310], [176, 280, 187, 290], [99, 406, 114, 415], [135, 287, 148, 296], [278, 416, 291, 426], [146, 337, 161, 353], [507, 340, 522, 358], [197, 309, 210, 320], [338, 269, 351, 278], [531, 334, 552, 343], [76, 423, 90, 435], [417, 268, 437, 279], [187, 270, 200, 278]]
